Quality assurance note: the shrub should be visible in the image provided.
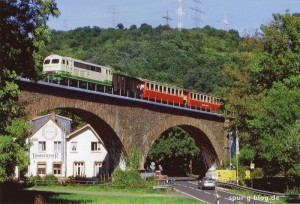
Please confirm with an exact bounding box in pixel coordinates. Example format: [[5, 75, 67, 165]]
[[26, 175, 42, 186], [112, 167, 146, 188], [43, 174, 58, 185], [251, 168, 264, 179]]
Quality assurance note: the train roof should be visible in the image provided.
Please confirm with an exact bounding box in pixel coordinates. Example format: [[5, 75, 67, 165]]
[[45, 54, 112, 70]]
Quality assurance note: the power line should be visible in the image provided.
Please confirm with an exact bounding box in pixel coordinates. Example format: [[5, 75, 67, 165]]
[[190, 0, 205, 28], [162, 11, 173, 31], [109, 5, 118, 28]]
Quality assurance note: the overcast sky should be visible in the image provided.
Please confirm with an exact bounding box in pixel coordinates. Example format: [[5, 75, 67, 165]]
[[47, 0, 300, 35]]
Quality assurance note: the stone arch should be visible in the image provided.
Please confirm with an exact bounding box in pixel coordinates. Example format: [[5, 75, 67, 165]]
[[24, 95, 127, 172], [143, 115, 225, 175]]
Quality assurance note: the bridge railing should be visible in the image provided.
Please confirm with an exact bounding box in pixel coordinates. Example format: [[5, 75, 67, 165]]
[[17, 77, 222, 117]]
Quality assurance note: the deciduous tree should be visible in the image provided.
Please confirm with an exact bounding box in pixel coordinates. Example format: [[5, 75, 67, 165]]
[[0, 0, 59, 181]]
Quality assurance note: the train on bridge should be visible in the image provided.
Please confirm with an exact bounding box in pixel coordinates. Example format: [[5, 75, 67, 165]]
[[43, 54, 221, 112]]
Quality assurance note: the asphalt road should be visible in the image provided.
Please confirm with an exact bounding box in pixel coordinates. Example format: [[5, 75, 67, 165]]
[[174, 180, 274, 204]]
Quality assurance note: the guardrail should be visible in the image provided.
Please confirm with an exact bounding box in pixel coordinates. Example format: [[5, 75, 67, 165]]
[[216, 181, 300, 199]]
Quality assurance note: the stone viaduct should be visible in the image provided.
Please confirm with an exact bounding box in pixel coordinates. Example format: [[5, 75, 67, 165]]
[[18, 79, 229, 174]]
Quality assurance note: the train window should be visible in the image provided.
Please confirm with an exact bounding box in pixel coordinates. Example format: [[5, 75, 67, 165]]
[[175, 89, 178, 96], [164, 87, 167, 93], [67, 61, 69, 65], [159, 86, 162, 92], [155, 85, 158, 91], [204, 96, 207, 102], [146, 83, 149, 90], [95, 67, 101, 73], [200, 95, 203, 101], [51, 59, 59, 64], [171, 89, 174, 95], [44, 59, 50, 64], [150, 84, 154, 91], [208, 97, 210, 103], [62, 60, 65, 64]]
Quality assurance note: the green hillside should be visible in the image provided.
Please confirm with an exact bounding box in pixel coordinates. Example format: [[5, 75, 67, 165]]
[[42, 25, 242, 95]]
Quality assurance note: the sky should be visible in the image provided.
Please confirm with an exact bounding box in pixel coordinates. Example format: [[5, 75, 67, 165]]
[[48, 0, 300, 35]]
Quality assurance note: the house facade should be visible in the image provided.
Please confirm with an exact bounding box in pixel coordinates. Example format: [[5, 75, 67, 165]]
[[67, 125, 109, 177], [28, 113, 109, 178]]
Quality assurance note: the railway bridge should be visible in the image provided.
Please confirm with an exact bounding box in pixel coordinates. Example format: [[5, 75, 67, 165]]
[[18, 78, 229, 174]]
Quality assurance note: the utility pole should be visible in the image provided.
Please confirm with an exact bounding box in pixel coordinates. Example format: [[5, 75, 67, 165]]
[[63, 17, 68, 31], [190, 0, 205, 28], [162, 11, 173, 31]]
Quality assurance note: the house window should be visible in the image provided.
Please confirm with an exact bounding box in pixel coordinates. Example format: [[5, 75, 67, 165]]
[[94, 162, 102, 177], [71, 142, 77, 151], [38, 142, 46, 152], [37, 163, 46, 175], [54, 141, 61, 152], [74, 162, 85, 176], [53, 164, 61, 175], [91, 142, 101, 151]]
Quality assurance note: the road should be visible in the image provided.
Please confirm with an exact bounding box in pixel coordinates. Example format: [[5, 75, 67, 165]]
[[174, 180, 273, 204]]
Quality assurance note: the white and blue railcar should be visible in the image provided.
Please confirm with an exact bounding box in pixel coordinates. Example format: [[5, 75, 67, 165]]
[[43, 54, 113, 86]]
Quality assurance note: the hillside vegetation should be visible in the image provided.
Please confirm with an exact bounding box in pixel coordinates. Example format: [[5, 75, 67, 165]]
[[42, 25, 242, 95]]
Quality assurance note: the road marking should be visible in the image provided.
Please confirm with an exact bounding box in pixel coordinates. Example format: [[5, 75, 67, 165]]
[[203, 191, 211, 194], [238, 202, 244, 204], [174, 189, 210, 204], [188, 181, 198, 186]]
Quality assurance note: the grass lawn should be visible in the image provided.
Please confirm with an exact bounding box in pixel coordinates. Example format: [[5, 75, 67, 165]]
[[2, 185, 201, 204], [2, 183, 201, 204], [47, 193, 201, 204]]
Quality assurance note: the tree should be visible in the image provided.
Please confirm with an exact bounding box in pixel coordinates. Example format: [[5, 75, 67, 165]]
[[146, 127, 200, 176], [0, 0, 59, 182], [225, 12, 300, 176], [116, 23, 124, 30]]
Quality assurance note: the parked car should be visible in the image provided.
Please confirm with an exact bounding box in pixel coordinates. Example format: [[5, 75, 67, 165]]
[[198, 177, 216, 190]]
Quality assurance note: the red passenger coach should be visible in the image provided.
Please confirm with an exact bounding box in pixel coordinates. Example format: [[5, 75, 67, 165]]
[[142, 80, 185, 106], [141, 79, 221, 112], [188, 92, 221, 112]]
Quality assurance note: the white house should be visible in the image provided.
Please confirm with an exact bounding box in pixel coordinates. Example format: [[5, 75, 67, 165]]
[[28, 113, 109, 178], [66, 124, 109, 178]]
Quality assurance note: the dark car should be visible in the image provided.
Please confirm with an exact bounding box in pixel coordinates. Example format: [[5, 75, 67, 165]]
[[198, 177, 216, 190]]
